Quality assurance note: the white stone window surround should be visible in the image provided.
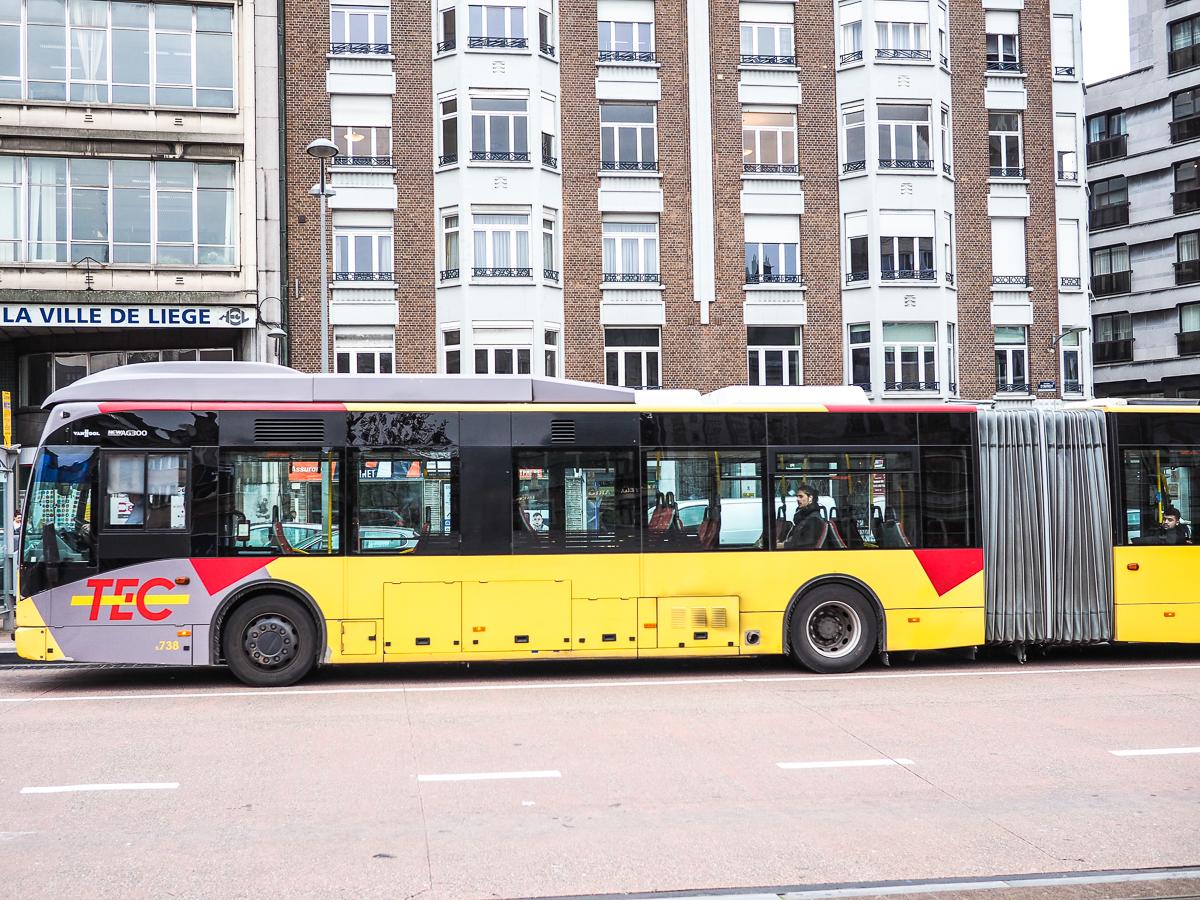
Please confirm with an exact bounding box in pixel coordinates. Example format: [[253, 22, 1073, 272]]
[[437, 93, 459, 166], [469, 91, 531, 162], [333, 225, 393, 281], [466, 2, 526, 48], [879, 208, 937, 280], [600, 101, 657, 170], [746, 324, 802, 385], [988, 111, 1024, 176], [744, 213, 801, 287], [840, 102, 866, 174], [597, 0, 654, 61], [602, 215, 659, 283], [877, 102, 933, 169], [439, 207, 460, 281], [993, 325, 1028, 391], [334, 326, 396, 374], [837, 0, 862, 66], [603, 325, 660, 388], [739, 2, 794, 65]]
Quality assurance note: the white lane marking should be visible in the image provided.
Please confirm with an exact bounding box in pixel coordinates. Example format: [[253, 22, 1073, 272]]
[[777, 758, 914, 770], [1110, 746, 1200, 757], [3, 661, 1200, 705], [20, 782, 178, 794], [417, 770, 561, 783]]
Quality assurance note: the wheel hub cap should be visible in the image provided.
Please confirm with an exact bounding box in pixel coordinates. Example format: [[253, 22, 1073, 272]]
[[243, 614, 298, 669], [806, 601, 861, 659]]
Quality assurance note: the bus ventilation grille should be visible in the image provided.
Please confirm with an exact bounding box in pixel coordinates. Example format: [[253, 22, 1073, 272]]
[[253, 418, 326, 443], [550, 419, 576, 443]]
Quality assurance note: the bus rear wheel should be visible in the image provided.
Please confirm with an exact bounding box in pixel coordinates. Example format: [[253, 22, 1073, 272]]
[[223, 595, 318, 687], [788, 586, 877, 674]]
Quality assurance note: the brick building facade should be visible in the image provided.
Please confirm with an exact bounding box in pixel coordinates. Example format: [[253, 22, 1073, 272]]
[[282, 0, 1090, 400]]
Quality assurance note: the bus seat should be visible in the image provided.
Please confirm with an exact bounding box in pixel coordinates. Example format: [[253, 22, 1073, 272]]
[[774, 504, 792, 545], [698, 504, 721, 549], [824, 519, 847, 549], [880, 518, 911, 549], [838, 514, 866, 548]]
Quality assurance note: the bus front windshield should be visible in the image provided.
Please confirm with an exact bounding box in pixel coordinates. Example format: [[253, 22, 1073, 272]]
[[21, 446, 99, 569]]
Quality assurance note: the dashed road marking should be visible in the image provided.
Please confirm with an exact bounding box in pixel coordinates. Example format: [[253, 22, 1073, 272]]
[[20, 782, 179, 794], [417, 770, 561, 783], [1110, 746, 1200, 757]]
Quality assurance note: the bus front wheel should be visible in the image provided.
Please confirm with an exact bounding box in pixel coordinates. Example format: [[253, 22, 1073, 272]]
[[788, 586, 877, 674], [223, 595, 318, 687]]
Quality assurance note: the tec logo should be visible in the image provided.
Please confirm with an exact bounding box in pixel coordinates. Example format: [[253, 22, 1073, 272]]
[[71, 577, 191, 622]]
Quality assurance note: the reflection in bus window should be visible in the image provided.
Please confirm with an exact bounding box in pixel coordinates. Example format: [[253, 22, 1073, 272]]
[[21, 446, 98, 566], [514, 450, 639, 552], [354, 450, 458, 553], [103, 451, 188, 530], [644, 451, 764, 551], [1122, 448, 1197, 545], [221, 451, 341, 555], [774, 452, 916, 550], [919, 446, 976, 548]]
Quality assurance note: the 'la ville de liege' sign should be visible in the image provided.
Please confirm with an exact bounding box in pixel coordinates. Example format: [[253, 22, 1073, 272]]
[[0, 303, 257, 328]]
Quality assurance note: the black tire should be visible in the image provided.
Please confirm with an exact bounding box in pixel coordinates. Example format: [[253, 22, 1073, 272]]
[[787, 585, 878, 674], [222, 594, 318, 687]]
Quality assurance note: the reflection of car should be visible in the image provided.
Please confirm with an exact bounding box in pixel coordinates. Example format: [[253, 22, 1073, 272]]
[[243, 523, 323, 548], [648, 498, 765, 546], [294, 526, 419, 554]]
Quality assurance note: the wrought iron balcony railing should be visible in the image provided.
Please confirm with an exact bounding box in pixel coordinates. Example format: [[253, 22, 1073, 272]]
[[544, 268, 560, 282], [600, 159, 658, 171], [846, 270, 869, 284], [334, 271, 394, 282], [992, 274, 1029, 286], [1171, 113, 1200, 143], [1058, 169, 1078, 181], [879, 158, 933, 169], [1089, 203, 1129, 230], [880, 268, 937, 281], [602, 272, 661, 283], [1093, 338, 1133, 364], [542, 155, 558, 168], [885, 381, 939, 392], [438, 153, 458, 166], [1091, 270, 1132, 297], [1064, 379, 1082, 394], [1086, 133, 1128, 164], [943, 162, 952, 175], [473, 266, 533, 278], [986, 60, 1023, 72], [744, 163, 799, 175], [745, 272, 806, 286], [1054, 65, 1076, 76], [876, 48, 931, 60], [946, 271, 955, 285], [540, 42, 555, 56], [470, 151, 531, 162], [468, 36, 528, 49], [598, 50, 656, 62], [995, 382, 1031, 394], [843, 160, 866, 174], [439, 268, 459, 281], [330, 41, 390, 54], [436, 39, 455, 53], [1060, 276, 1082, 288], [840, 50, 863, 64], [851, 382, 872, 392], [334, 156, 393, 167], [990, 166, 1026, 178], [741, 53, 796, 66], [940, 54, 949, 67]]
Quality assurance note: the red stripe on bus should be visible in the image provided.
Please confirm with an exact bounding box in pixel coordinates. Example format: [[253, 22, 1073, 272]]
[[190, 557, 275, 596], [98, 402, 348, 413]]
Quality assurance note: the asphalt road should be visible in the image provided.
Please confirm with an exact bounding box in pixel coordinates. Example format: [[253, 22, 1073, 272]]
[[2, 645, 1199, 900]]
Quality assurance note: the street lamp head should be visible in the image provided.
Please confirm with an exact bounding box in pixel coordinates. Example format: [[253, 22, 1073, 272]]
[[305, 138, 340, 160]]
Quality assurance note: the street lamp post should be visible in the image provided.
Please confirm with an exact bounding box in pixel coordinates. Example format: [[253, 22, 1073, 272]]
[[306, 138, 339, 373]]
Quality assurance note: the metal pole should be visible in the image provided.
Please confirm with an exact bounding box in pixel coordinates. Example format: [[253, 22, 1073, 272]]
[[319, 156, 330, 374]]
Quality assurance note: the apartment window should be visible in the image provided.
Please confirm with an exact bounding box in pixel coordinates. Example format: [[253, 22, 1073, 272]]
[[1057, 218, 1081, 288], [875, 20, 929, 59], [946, 323, 957, 393], [1060, 330, 1081, 394], [335, 345, 395, 375], [1175, 160, 1200, 214], [334, 229, 393, 281], [740, 21, 795, 65], [1180, 303, 1200, 356], [1177, 231, 1200, 285], [986, 32, 1019, 70], [0, 0, 235, 106], [1094, 312, 1133, 364], [472, 211, 531, 276], [744, 214, 800, 285], [882, 323, 936, 391], [988, 113, 1023, 177], [470, 97, 529, 161], [1091, 244, 1130, 297], [544, 329, 559, 377], [439, 98, 459, 165], [476, 345, 532, 375], [1090, 176, 1129, 229], [839, 6, 862, 64], [1169, 13, 1200, 74], [880, 236, 934, 280], [1087, 109, 1127, 163], [747, 327, 801, 386], [848, 324, 871, 388], [440, 213, 460, 280], [600, 103, 657, 170], [939, 106, 951, 174], [847, 235, 869, 282], [742, 110, 797, 173], [542, 215, 558, 281], [602, 220, 659, 282], [877, 104, 931, 167], [1172, 87, 1200, 142], [438, 6, 456, 51], [1051, 14, 1075, 75], [20, 348, 232, 407], [604, 328, 660, 388], [1055, 113, 1078, 179], [842, 106, 866, 172], [994, 326, 1028, 392], [937, 2, 948, 67], [538, 6, 553, 54], [331, 125, 392, 165], [541, 95, 557, 167], [444, 329, 461, 374], [944, 211, 955, 283], [330, 4, 390, 52], [0, 156, 234, 266], [598, 19, 653, 61], [467, 4, 526, 48]]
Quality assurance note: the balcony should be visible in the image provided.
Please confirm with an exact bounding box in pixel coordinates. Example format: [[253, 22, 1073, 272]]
[[885, 381, 939, 392], [1093, 338, 1133, 364], [880, 268, 937, 281], [1064, 379, 1082, 394], [1058, 169, 1078, 181], [1054, 65, 1076, 76], [439, 268, 459, 281], [745, 273, 806, 286], [876, 48, 931, 61], [1060, 276, 1082, 288], [468, 36, 528, 49], [598, 50, 656, 62], [334, 155, 393, 167], [992, 274, 1029, 286], [946, 272, 955, 285], [542, 155, 558, 168], [1091, 270, 1131, 297], [943, 162, 952, 175], [470, 151, 531, 162], [540, 42, 555, 56], [839, 50, 863, 64], [744, 163, 799, 175], [842, 160, 866, 174], [879, 158, 933, 170], [1173, 186, 1200, 214], [1176, 258, 1200, 285], [995, 382, 1031, 394], [740, 53, 796, 65], [1171, 114, 1200, 143], [602, 272, 661, 283], [438, 153, 457, 167], [544, 268, 560, 282], [601, 160, 658, 171], [436, 38, 455, 53], [851, 382, 872, 392], [986, 59, 1023, 72], [1090, 203, 1129, 230], [990, 166, 1026, 178], [334, 271, 394, 282], [1169, 42, 1200, 74], [1179, 330, 1200, 355], [330, 41, 390, 54], [845, 271, 869, 284], [1086, 134, 1127, 164], [473, 267, 533, 278]]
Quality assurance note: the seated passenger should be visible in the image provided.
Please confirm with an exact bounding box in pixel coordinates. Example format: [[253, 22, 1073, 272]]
[[785, 484, 827, 550], [1157, 507, 1192, 545]]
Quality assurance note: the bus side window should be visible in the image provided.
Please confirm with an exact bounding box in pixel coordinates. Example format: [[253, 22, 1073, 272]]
[[353, 450, 459, 554], [220, 450, 341, 555], [919, 446, 977, 548], [643, 450, 765, 551], [513, 449, 639, 552], [104, 451, 188, 530], [1122, 448, 1198, 545]]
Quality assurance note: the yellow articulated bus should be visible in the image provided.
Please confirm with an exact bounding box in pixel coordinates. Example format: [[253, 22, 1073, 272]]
[[15, 362, 1200, 687]]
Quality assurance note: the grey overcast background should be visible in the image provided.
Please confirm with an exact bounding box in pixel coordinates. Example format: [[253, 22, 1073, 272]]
[[1082, 0, 1131, 83]]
